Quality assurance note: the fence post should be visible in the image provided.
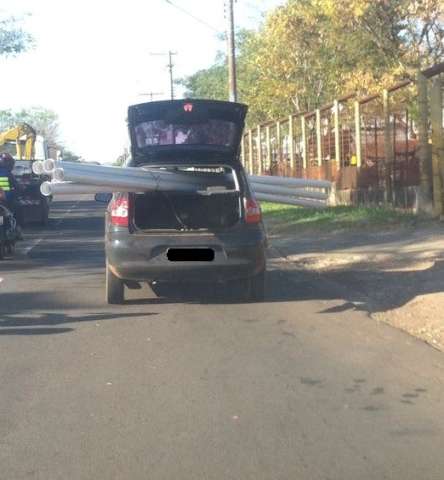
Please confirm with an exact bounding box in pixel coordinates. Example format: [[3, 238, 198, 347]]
[[240, 135, 245, 166], [288, 115, 295, 172], [333, 100, 341, 167], [266, 125, 271, 172], [248, 129, 254, 175], [417, 71, 433, 214], [316, 109, 322, 166], [382, 89, 394, 203], [354, 100, 362, 168], [276, 121, 282, 164], [431, 76, 444, 216], [301, 116, 307, 170], [256, 125, 263, 175]]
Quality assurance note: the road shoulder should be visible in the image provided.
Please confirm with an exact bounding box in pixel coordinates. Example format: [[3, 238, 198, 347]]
[[266, 219, 444, 352]]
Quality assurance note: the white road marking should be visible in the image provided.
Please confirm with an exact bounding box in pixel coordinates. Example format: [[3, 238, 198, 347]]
[[17, 200, 80, 256]]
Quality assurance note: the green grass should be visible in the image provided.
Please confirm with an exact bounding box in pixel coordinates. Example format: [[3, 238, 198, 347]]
[[261, 202, 418, 233]]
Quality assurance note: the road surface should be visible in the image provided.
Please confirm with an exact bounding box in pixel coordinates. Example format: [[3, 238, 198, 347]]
[[1, 196, 444, 480]]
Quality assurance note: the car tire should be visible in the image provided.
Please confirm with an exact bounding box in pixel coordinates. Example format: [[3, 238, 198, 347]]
[[106, 262, 125, 304], [249, 270, 265, 302], [0, 242, 5, 260]]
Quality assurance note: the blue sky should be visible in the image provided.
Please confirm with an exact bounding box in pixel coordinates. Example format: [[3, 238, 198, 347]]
[[0, 0, 283, 162]]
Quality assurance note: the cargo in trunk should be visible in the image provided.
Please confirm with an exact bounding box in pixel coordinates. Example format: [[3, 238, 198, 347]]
[[133, 165, 241, 231]]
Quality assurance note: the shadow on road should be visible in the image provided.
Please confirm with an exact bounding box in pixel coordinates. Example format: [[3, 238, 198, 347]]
[[0, 291, 158, 336], [6, 197, 444, 325]]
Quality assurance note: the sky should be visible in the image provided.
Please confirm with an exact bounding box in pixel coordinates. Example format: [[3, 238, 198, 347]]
[[0, 0, 283, 163]]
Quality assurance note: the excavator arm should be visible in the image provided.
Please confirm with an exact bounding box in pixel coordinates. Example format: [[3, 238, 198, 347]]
[[0, 123, 37, 160]]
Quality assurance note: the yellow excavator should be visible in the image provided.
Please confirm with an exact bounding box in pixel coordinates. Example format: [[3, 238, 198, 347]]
[[0, 123, 37, 160], [0, 123, 50, 225]]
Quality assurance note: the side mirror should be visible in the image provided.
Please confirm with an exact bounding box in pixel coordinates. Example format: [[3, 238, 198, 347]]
[[95, 192, 112, 204]]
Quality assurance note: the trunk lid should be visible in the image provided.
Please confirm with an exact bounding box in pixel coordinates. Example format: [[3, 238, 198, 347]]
[[127, 100, 248, 165]]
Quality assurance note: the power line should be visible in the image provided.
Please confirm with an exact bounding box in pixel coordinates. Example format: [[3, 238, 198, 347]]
[[164, 0, 221, 33]]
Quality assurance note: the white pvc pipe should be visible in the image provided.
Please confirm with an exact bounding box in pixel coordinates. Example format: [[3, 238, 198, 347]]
[[249, 175, 331, 189], [252, 182, 328, 200], [32, 161, 45, 175], [51, 161, 215, 189], [255, 192, 326, 208], [52, 168, 209, 193], [40, 181, 137, 196]]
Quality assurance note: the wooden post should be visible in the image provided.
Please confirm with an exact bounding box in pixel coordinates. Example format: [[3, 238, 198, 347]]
[[301, 116, 307, 169], [256, 125, 263, 175], [431, 76, 444, 216], [354, 100, 362, 168], [316, 109, 322, 166], [288, 115, 295, 172], [248, 129, 254, 175], [333, 100, 341, 167], [240, 135, 245, 167], [276, 121, 282, 164], [382, 89, 394, 203], [417, 71, 433, 214], [265, 125, 271, 172]]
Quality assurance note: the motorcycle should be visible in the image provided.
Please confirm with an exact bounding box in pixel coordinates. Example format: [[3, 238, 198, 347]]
[[0, 203, 21, 259]]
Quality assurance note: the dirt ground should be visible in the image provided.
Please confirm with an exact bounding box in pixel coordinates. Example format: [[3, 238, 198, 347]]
[[265, 218, 444, 352]]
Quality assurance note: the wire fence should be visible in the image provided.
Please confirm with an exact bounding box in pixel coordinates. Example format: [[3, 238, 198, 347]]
[[241, 63, 444, 209]]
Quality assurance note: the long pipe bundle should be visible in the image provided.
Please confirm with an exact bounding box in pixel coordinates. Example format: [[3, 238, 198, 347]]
[[35, 160, 331, 208], [251, 182, 328, 201], [35, 160, 220, 195]]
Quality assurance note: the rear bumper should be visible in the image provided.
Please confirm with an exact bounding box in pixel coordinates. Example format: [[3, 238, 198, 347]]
[[106, 228, 267, 282]]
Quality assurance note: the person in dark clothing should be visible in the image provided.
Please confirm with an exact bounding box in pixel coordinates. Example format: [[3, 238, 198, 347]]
[[0, 153, 23, 241], [0, 152, 21, 220]]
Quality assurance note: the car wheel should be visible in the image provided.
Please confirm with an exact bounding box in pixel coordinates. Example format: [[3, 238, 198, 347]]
[[249, 270, 265, 302], [0, 242, 5, 260], [106, 262, 125, 304]]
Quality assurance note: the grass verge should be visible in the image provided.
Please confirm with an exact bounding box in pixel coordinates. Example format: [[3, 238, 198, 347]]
[[261, 202, 418, 233]]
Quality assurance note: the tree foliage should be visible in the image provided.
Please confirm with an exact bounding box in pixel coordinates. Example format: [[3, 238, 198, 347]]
[[179, 0, 444, 125], [0, 15, 33, 56]]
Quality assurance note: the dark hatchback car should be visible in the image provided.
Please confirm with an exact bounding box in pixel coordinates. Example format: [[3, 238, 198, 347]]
[[100, 99, 267, 304]]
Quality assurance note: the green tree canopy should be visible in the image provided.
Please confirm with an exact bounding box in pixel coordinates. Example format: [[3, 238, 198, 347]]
[[179, 0, 444, 125]]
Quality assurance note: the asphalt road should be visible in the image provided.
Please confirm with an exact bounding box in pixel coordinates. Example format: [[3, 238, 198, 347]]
[[1, 196, 444, 480]]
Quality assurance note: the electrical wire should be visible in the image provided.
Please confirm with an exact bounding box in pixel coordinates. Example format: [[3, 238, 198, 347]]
[[164, 0, 222, 33]]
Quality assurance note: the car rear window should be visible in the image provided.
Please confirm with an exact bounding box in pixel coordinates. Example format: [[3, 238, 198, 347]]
[[134, 119, 237, 148]]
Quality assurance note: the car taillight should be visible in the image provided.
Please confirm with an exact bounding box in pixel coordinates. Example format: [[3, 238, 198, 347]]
[[244, 197, 261, 224], [110, 195, 129, 227]]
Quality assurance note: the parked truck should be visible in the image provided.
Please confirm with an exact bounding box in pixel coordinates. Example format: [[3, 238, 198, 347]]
[[0, 123, 51, 225]]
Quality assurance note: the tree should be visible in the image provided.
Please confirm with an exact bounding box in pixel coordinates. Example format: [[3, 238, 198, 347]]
[[114, 148, 130, 167], [0, 15, 33, 56], [60, 149, 81, 162], [179, 0, 444, 125]]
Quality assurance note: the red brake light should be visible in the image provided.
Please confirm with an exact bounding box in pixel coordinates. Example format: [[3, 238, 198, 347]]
[[244, 198, 261, 224], [110, 195, 129, 227]]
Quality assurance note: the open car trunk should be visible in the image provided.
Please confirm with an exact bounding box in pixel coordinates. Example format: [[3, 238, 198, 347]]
[[133, 165, 241, 231]]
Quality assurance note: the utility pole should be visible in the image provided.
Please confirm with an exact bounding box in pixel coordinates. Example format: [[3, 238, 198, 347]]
[[168, 51, 176, 100], [225, 0, 237, 102], [139, 92, 164, 101], [149, 51, 177, 100]]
